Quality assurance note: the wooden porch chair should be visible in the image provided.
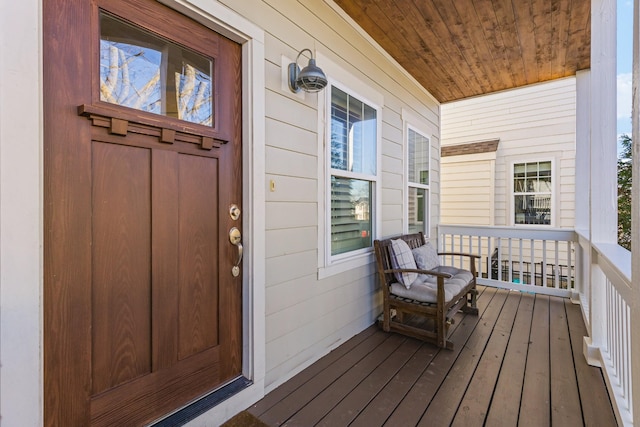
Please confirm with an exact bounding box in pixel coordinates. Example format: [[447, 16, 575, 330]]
[[373, 232, 479, 349]]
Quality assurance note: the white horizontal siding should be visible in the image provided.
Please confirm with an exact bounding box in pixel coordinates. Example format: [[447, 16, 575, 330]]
[[266, 227, 317, 258], [382, 139, 403, 160], [266, 202, 317, 230], [441, 159, 494, 225], [214, 0, 441, 391], [265, 250, 318, 286], [265, 174, 316, 203], [266, 118, 317, 156], [265, 146, 317, 179], [264, 88, 318, 132], [442, 78, 576, 229]]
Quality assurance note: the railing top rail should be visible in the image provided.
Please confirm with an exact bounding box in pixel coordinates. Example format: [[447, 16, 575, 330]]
[[438, 224, 578, 241], [592, 241, 632, 298]]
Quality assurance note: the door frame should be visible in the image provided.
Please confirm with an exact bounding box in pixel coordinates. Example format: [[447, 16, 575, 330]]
[[0, 2, 43, 426]]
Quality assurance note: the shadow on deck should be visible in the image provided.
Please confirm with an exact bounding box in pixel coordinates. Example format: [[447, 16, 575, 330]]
[[242, 287, 616, 426]]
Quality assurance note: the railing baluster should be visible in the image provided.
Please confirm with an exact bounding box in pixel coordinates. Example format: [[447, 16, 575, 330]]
[[567, 240, 572, 290], [468, 235, 473, 272], [507, 238, 513, 283], [530, 239, 535, 286], [518, 239, 524, 284], [625, 304, 631, 401], [497, 237, 502, 281], [553, 240, 560, 289], [477, 235, 483, 278], [491, 236, 495, 280], [453, 233, 457, 265], [542, 240, 547, 288]]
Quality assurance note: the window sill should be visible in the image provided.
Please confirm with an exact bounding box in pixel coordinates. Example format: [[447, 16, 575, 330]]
[[317, 251, 375, 280]]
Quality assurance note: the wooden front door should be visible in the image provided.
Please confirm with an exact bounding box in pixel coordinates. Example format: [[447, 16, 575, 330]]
[[44, 0, 243, 425]]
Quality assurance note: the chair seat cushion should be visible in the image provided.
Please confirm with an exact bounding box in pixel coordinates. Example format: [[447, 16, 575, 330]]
[[390, 281, 457, 304], [390, 266, 473, 304], [423, 266, 474, 284]]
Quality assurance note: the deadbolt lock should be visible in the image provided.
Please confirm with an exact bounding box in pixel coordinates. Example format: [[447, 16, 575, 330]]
[[229, 204, 241, 221]]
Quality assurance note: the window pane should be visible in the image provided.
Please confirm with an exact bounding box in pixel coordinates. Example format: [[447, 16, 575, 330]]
[[538, 161, 552, 173], [513, 161, 552, 225], [408, 129, 429, 184], [540, 176, 552, 192], [408, 187, 428, 234], [513, 161, 553, 193], [175, 53, 214, 125], [100, 12, 213, 126], [330, 177, 372, 255], [514, 194, 551, 225], [330, 87, 376, 175], [330, 87, 349, 170]]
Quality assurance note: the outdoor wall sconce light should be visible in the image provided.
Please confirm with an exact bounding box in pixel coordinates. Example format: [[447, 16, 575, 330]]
[[288, 48, 328, 93]]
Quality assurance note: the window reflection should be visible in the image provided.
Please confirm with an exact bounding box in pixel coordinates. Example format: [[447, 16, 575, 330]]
[[99, 12, 213, 126], [513, 161, 552, 225]]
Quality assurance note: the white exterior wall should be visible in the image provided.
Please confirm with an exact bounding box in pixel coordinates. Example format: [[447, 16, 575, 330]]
[[441, 152, 495, 225], [0, 0, 441, 425], [219, 0, 440, 391], [441, 78, 577, 229]]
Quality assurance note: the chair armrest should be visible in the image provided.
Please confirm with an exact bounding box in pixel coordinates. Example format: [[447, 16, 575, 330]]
[[384, 268, 453, 279], [437, 252, 480, 260], [435, 252, 480, 276]]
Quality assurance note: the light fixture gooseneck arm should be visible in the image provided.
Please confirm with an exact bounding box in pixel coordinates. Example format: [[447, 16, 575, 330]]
[[295, 48, 314, 65]]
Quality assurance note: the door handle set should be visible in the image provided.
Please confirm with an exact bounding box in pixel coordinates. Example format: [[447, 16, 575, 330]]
[[229, 226, 242, 277], [229, 204, 242, 277]]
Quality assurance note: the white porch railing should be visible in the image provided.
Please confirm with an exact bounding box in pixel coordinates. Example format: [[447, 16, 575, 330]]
[[438, 224, 578, 298], [585, 237, 633, 426], [438, 224, 634, 425]]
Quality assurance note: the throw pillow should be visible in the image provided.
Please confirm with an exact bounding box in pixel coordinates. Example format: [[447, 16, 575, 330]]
[[390, 239, 418, 289], [412, 242, 440, 271]]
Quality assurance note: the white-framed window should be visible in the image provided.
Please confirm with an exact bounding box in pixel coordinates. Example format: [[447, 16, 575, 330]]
[[328, 85, 379, 258], [314, 53, 383, 279], [406, 126, 430, 234], [512, 160, 552, 225]]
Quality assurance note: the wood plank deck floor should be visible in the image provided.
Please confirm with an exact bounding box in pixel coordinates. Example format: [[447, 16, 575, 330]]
[[246, 287, 617, 427]]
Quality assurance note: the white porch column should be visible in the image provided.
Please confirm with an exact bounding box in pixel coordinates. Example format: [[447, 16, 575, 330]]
[[590, 0, 618, 242], [631, 1, 640, 425], [585, 0, 618, 357], [575, 71, 592, 311], [575, 71, 591, 236]]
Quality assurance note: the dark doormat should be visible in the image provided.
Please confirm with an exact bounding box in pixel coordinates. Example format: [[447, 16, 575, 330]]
[[221, 411, 269, 427]]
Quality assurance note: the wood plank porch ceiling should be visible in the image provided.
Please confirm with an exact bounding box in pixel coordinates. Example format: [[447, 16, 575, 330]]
[[334, 0, 591, 103]]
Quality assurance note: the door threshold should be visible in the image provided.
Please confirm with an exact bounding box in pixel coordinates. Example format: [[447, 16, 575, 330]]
[[150, 376, 252, 426]]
